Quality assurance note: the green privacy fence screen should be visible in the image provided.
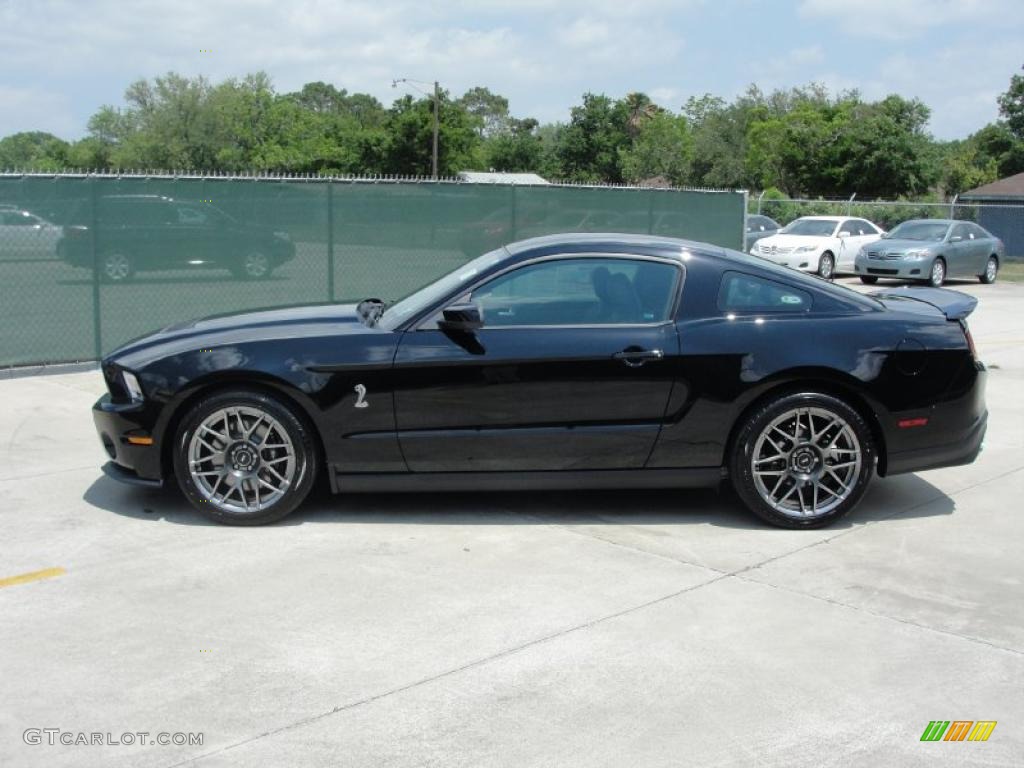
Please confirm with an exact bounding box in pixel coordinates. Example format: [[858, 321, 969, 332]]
[[0, 173, 746, 367]]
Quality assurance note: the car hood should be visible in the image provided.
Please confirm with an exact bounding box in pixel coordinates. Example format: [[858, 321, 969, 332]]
[[864, 239, 938, 255], [754, 234, 830, 250], [108, 303, 375, 369]]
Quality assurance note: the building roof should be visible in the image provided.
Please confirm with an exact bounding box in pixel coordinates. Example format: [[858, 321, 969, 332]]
[[457, 171, 549, 185], [961, 172, 1024, 200]]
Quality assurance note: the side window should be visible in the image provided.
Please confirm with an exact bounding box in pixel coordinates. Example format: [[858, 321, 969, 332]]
[[471, 257, 679, 327], [854, 219, 876, 235], [838, 220, 855, 236], [968, 223, 988, 239], [718, 272, 812, 313], [951, 223, 969, 241]]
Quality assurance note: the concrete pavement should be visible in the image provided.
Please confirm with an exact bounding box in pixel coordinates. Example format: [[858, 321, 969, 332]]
[[1, 276, 1021, 767]]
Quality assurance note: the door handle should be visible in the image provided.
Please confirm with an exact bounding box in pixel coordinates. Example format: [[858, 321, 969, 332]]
[[613, 348, 664, 367]]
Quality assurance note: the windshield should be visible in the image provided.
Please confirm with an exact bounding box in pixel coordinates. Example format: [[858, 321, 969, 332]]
[[883, 221, 949, 242], [379, 247, 508, 329], [779, 219, 838, 237]]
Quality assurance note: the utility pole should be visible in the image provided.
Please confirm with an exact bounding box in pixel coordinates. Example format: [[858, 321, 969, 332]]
[[432, 80, 440, 180], [392, 77, 442, 179]]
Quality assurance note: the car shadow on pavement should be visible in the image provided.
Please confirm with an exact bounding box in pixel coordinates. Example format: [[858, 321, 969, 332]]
[[83, 471, 955, 531]]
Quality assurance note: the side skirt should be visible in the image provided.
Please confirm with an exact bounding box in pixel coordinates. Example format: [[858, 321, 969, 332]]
[[331, 467, 726, 494]]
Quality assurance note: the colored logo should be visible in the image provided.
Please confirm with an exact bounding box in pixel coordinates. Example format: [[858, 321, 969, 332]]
[[920, 721, 997, 742]]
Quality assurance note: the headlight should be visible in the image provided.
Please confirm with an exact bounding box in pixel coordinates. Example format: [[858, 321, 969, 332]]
[[121, 371, 144, 402], [795, 245, 816, 253], [903, 250, 929, 260]]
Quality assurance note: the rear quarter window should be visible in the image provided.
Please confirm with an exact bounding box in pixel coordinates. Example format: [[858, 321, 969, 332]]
[[718, 271, 812, 313]]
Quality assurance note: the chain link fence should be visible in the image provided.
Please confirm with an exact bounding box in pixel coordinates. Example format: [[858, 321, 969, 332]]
[[747, 194, 1024, 259], [0, 173, 746, 367]]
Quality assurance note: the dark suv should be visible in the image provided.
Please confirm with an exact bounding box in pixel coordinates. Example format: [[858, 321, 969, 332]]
[[57, 195, 296, 281]]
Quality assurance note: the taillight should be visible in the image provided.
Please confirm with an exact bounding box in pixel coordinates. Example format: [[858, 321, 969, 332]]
[[961, 320, 977, 359]]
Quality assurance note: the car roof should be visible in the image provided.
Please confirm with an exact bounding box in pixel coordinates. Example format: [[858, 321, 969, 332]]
[[898, 219, 955, 225], [793, 216, 844, 222], [504, 232, 714, 259]]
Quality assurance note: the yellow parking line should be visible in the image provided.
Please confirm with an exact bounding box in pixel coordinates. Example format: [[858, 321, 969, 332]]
[[0, 567, 66, 589]]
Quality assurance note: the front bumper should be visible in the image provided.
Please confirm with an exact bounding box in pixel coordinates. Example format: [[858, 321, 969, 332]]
[[854, 258, 928, 279], [752, 252, 819, 271], [93, 394, 165, 485]]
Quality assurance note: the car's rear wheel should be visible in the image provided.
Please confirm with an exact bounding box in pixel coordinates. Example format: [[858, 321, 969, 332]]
[[232, 251, 272, 280], [859, 275, 878, 285], [818, 252, 835, 279], [979, 256, 998, 284], [730, 392, 875, 529], [173, 390, 317, 525], [100, 251, 134, 282], [927, 257, 946, 287]]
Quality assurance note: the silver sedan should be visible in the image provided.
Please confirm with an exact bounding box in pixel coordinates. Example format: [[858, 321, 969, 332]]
[[854, 219, 1005, 287]]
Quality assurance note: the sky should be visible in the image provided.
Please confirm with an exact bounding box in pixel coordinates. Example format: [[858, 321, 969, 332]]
[[0, 0, 1021, 141]]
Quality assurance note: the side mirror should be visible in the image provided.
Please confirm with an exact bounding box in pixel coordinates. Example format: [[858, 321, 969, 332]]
[[438, 302, 483, 332], [838, 230, 851, 238]]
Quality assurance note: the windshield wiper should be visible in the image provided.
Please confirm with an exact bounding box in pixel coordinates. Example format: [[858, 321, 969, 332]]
[[356, 298, 388, 327]]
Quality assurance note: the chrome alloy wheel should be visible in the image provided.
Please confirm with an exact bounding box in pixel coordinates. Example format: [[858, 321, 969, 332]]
[[243, 251, 270, 278], [750, 406, 862, 519], [103, 252, 132, 281], [985, 257, 998, 282], [931, 259, 945, 286], [187, 406, 296, 514]]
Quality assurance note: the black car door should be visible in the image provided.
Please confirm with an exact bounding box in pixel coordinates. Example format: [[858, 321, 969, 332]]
[[392, 255, 682, 472]]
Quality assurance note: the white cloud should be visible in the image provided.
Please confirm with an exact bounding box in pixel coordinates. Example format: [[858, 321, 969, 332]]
[[0, 86, 77, 138], [0, 0, 1016, 140], [798, 0, 1021, 40]]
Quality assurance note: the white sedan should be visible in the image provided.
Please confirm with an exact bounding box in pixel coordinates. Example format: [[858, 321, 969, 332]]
[[749, 216, 883, 278]]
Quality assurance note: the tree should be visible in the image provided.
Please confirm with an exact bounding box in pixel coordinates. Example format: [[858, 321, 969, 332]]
[[619, 112, 691, 185], [623, 92, 659, 138], [0, 131, 70, 170], [485, 118, 544, 172], [556, 93, 631, 182], [378, 92, 481, 175], [997, 71, 1024, 139], [458, 87, 510, 138]]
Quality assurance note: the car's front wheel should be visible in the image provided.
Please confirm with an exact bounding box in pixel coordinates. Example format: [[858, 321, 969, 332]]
[[817, 251, 835, 280], [927, 257, 946, 287], [100, 250, 134, 282], [730, 392, 875, 529], [173, 389, 318, 525]]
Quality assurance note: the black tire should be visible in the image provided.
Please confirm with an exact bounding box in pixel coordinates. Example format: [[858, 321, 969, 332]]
[[927, 257, 946, 287], [173, 389, 318, 525], [99, 250, 134, 282], [729, 391, 876, 529], [859, 275, 878, 285], [979, 255, 998, 284]]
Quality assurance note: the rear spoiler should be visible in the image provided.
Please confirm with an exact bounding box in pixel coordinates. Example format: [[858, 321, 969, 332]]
[[868, 287, 978, 321]]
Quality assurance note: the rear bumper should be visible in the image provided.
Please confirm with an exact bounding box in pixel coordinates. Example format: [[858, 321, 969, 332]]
[[886, 409, 987, 476], [93, 394, 165, 484]]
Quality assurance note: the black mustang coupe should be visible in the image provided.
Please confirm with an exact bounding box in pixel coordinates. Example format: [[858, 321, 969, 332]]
[[93, 233, 987, 528]]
